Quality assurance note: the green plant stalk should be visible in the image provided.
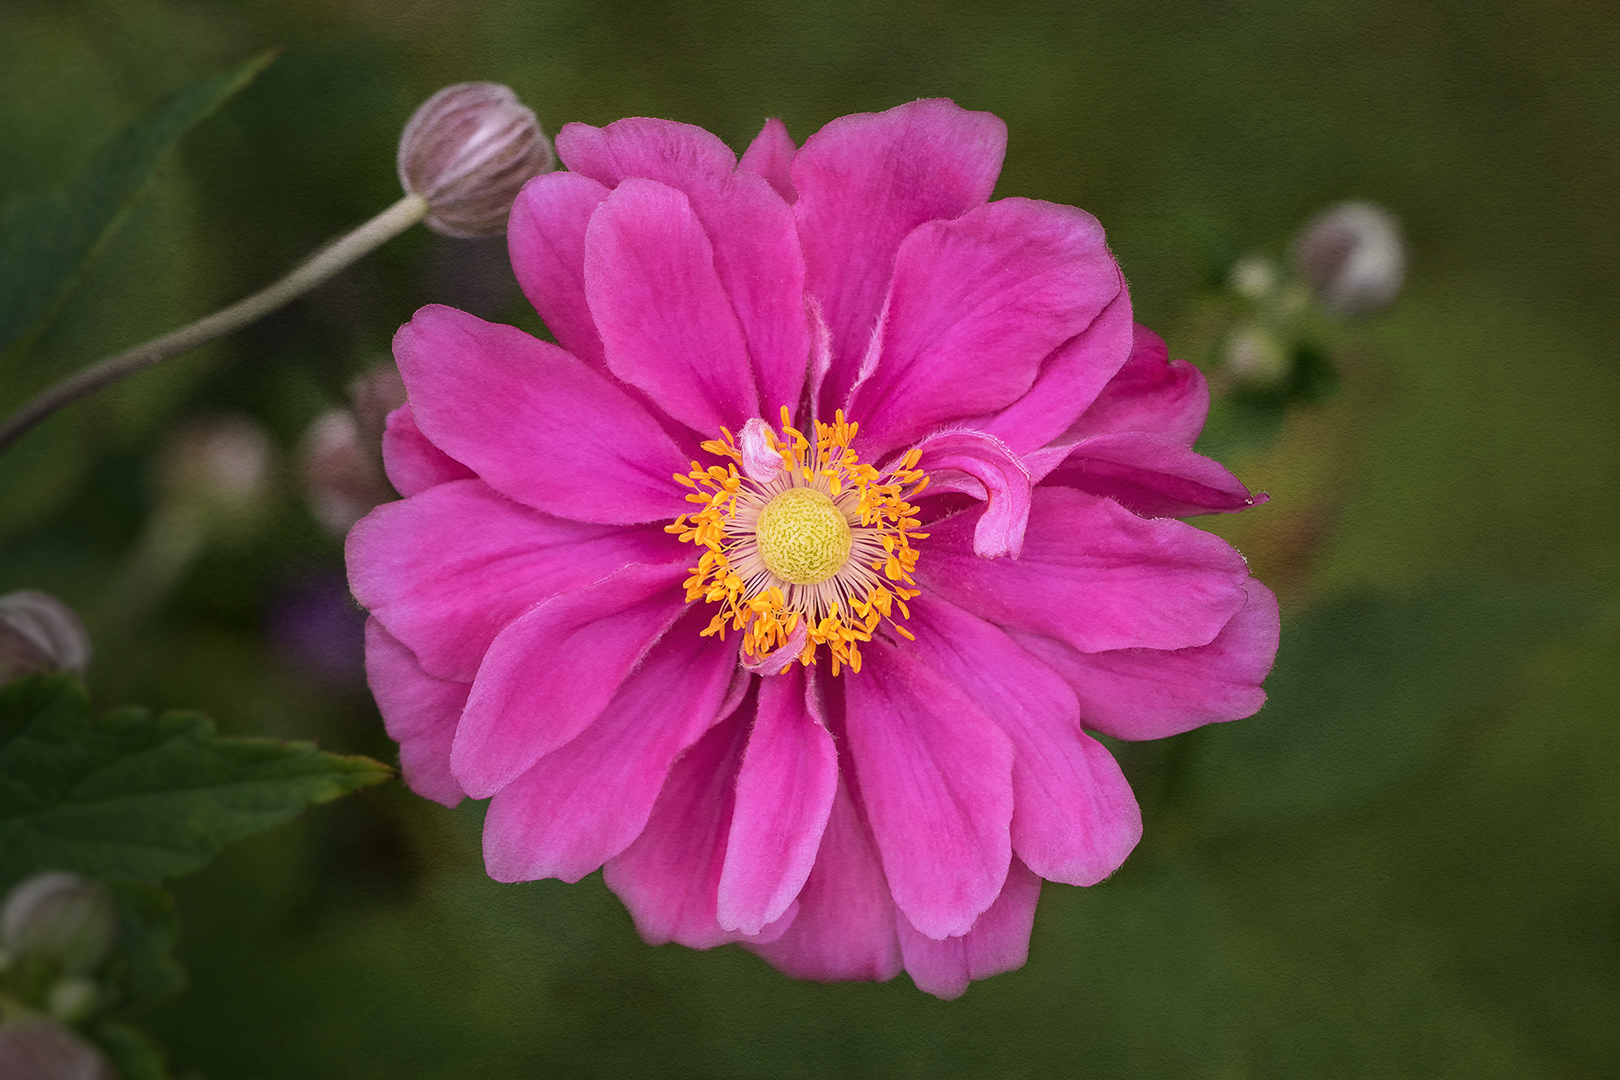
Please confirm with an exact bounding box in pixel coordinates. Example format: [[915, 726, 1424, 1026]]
[[0, 192, 428, 456]]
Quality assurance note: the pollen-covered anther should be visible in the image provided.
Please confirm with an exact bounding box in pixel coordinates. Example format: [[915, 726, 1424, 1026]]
[[668, 409, 927, 675]]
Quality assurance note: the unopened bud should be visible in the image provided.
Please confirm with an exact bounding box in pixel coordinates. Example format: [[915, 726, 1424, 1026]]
[[301, 409, 394, 534], [0, 592, 90, 683], [0, 1020, 116, 1080], [46, 976, 99, 1024], [2, 872, 117, 975], [158, 414, 273, 532], [1291, 200, 1406, 317], [1223, 324, 1289, 386], [398, 82, 556, 239], [1227, 254, 1278, 301]]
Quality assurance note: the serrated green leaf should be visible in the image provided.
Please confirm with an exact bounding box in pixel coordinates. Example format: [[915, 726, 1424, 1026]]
[[0, 674, 393, 890], [0, 51, 276, 365], [1188, 581, 1590, 825]]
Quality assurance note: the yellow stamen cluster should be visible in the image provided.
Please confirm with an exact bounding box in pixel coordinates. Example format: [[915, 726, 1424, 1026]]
[[667, 408, 928, 675]]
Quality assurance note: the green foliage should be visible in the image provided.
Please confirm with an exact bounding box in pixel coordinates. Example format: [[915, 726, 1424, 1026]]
[[0, 51, 275, 366], [88, 1019, 175, 1080], [0, 673, 392, 892]]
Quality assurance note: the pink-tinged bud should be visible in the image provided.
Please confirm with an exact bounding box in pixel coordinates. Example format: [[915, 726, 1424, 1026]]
[[1, 873, 116, 975], [0, 1020, 116, 1080], [1291, 200, 1406, 317], [0, 592, 91, 683], [159, 415, 273, 530], [301, 362, 406, 535], [398, 82, 556, 239]]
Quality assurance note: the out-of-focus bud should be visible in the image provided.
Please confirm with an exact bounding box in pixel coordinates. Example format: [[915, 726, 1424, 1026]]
[[0, 592, 91, 683], [0, 1019, 116, 1080], [2, 872, 117, 975], [1228, 254, 1279, 301], [46, 976, 99, 1025], [301, 362, 406, 535], [1291, 200, 1406, 317], [159, 414, 273, 534], [398, 82, 556, 239], [1223, 324, 1289, 386]]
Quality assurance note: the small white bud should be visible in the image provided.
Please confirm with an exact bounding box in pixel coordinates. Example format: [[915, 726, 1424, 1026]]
[[0, 592, 91, 683], [159, 414, 274, 530], [0, 1020, 116, 1080], [1, 872, 117, 975], [398, 82, 556, 239], [1223, 324, 1289, 386], [1228, 254, 1278, 301], [1291, 200, 1406, 317]]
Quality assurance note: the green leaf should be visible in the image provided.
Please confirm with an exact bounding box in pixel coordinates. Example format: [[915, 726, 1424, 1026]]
[[1188, 581, 1590, 826], [88, 1019, 174, 1080], [105, 882, 186, 1014], [0, 51, 276, 365], [0, 674, 393, 891]]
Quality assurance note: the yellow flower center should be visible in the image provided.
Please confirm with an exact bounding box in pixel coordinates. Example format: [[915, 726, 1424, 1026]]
[[667, 408, 928, 675], [755, 488, 852, 585]]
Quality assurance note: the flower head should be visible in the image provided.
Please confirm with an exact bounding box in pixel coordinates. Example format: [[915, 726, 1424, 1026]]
[[348, 100, 1278, 998]]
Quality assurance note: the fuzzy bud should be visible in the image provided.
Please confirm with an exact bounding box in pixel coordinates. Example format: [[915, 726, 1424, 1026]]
[[1, 872, 117, 975], [1291, 200, 1406, 317], [0, 592, 91, 684], [0, 1020, 116, 1080], [398, 82, 555, 239]]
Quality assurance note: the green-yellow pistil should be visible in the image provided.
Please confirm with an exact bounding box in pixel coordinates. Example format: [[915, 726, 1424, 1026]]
[[755, 488, 853, 585]]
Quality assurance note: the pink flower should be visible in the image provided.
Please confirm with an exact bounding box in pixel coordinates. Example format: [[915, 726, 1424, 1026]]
[[346, 100, 1278, 999]]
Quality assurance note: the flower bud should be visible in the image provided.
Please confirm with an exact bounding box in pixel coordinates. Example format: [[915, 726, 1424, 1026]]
[[1, 872, 117, 975], [46, 976, 99, 1025], [1223, 324, 1289, 386], [0, 1020, 116, 1080], [158, 414, 273, 532], [1291, 200, 1406, 317], [0, 592, 91, 683], [398, 82, 556, 239]]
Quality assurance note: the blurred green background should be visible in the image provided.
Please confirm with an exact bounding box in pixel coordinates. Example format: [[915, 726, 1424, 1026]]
[[1, 0, 1616, 1076]]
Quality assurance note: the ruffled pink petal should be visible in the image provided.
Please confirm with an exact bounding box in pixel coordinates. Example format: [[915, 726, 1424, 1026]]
[[1039, 432, 1266, 518], [896, 857, 1042, 1000], [717, 666, 838, 935], [584, 178, 761, 434], [556, 117, 739, 191], [976, 283, 1135, 456], [852, 198, 1121, 456], [739, 117, 798, 204], [380, 404, 474, 497], [792, 99, 1006, 407], [508, 171, 612, 372], [905, 596, 1141, 886], [1067, 323, 1209, 446], [915, 486, 1252, 654], [843, 637, 1014, 940], [605, 704, 798, 950], [394, 305, 690, 524], [911, 429, 1031, 558], [347, 478, 675, 682], [481, 609, 741, 883], [746, 771, 903, 983], [1014, 578, 1280, 740], [451, 561, 690, 798], [363, 619, 467, 807]]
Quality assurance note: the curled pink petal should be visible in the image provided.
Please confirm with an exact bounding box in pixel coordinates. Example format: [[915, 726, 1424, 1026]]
[[897, 857, 1042, 999], [364, 619, 467, 807], [508, 171, 612, 373], [1041, 431, 1267, 518], [380, 404, 474, 497], [912, 428, 1031, 558], [1067, 323, 1210, 446], [739, 117, 798, 203]]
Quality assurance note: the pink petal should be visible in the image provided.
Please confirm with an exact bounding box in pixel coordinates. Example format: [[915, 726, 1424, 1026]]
[[738, 117, 798, 203], [976, 283, 1135, 456], [844, 638, 1014, 939], [394, 305, 690, 525], [905, 596, 1141, 886], [746, 771, 903, 983], [792, 100, 1006, 408], [584, 178, 761, 434], [363, 619, 468, 807], [852, 198, 1121, 456], [380, 404, 474, 497], [1068, 323, 1209, 446], [915, 486, 1252, 653], [451, 561, 690, 798], [558, 120, 809, 416], [508, 171, 612, 372], [911, 429, 1031, 558], [346, 478, 674, 682], [1014, 578, 1280, 740], [481, 609, 741, 883], [896, 857, 1042, 999], [605, 704, 798, 950], [717, 666, 839, 934], [1040, 431, 1266, 518], [556, 117, 738, 191]]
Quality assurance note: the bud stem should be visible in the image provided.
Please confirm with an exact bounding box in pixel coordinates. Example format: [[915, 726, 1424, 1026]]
[[0, 192, 429, 456]]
